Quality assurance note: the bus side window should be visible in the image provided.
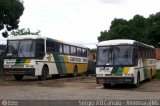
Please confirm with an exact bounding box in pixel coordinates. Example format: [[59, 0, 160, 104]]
[[134, 47, 138, 66], [138, 46, 141, 58], [77, 47, 82, 56], [70, 46, 76, 55], [63, 44, 70, 54], [142, 47, 145, 58], [46, 40, 56, 53], [36, 40, 44, 58], [82, 48, 87, 57], [59, 44, 63, 53], [55, 42, 59, 53]]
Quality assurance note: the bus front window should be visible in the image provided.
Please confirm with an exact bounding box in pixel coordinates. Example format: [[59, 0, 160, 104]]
[[113, 46, 133, 65], [97, 47, 113, 66], [97, 45, 133, 66], [7, 40, 35, 58]]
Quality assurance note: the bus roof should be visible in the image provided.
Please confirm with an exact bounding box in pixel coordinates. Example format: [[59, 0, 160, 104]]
[[46, 38, 88, 49], [8, 35, 88, 49], [97, 39, 135, 46], [7, 35, 46, 40], [97, 39, 154, 48]]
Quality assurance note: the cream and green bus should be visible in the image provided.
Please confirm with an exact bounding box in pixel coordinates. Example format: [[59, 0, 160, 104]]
[[96, 39, 156, 87], [4, 35, 88, 80]]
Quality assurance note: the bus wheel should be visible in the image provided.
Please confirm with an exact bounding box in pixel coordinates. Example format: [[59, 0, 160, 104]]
[[134, 73, 140, 88], [103, 83, 111, 88], [38, 67, 49, 80], [73, 66, 78, 77], [14, 75, 24, 80]]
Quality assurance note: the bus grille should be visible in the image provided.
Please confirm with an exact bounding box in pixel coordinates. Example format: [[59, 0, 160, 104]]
[[11, 65, 24, 68]]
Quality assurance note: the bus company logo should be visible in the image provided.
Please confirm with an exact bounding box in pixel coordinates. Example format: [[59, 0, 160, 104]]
[[1, 100, 8, 106], [70, 57, 81, 62], [47, 55, 52, 61], [83, 59, 87, 62]]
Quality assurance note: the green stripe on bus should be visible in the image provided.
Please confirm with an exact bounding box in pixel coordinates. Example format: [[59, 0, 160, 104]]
[[59, 56, 67, 75], [15, 58, 25, 64], [111, 67, 118, 74], [111, 67, 123, 74], [116, 67, 123, 74], [53, 54, 67, 75], [53, 54, 62, 74]]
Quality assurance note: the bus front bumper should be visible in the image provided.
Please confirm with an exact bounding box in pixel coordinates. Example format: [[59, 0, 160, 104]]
[[96, 77, 134, 84], [4, 68, 35, 76]]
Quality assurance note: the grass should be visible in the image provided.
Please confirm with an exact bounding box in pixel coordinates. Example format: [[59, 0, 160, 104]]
[[155, 70, 160, 80]]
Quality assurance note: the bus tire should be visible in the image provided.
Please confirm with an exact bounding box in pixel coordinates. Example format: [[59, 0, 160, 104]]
[[38, 66, 49, 81], [134, 72, 140, 88], [14, 75, 24, 80], [73, 66, 78, 77], [103, 83, 111, 88]]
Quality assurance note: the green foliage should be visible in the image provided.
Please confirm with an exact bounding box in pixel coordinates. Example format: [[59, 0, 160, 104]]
[[88, 48, 96, 53], [0, 0, 24, 38], [11, 28, 41, 36], [88, 48, 97, 60], [98, 12, 160, 47]]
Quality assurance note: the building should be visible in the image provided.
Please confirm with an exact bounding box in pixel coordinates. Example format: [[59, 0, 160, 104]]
[[156, 48, 160, 70], [156, 48, 160, 60]]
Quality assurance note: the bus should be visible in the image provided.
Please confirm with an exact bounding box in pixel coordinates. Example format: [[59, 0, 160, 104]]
[[3, 35, 88, 80], [96, 39, 156, 87]]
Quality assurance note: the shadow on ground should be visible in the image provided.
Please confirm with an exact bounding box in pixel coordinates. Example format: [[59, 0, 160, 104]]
[[102, 80, 160, 92]]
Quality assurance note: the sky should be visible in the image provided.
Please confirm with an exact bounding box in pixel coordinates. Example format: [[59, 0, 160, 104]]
[[0, 0, 160, 48]]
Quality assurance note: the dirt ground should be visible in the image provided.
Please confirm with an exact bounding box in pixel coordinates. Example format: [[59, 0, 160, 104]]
[[0, 75, 160, 92], [0, 75, 97, 89], [0, 75, 160, 101]]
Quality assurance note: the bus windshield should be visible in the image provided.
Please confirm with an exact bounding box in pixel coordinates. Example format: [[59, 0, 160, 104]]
[[6, 40, 35, 58], [97, 45, 133, 66]]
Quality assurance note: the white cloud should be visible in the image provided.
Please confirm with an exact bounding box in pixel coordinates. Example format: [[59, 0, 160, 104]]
[[98, 0, 126, 4], [1, 0, 160, 48]]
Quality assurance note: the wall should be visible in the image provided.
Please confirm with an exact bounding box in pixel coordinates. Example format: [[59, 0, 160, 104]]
[[156, 48, 160, 60], [156, 48, 160, 70], [157, 60, 160, 70]]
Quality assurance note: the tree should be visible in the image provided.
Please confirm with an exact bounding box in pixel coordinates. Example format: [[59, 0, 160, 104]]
[[11, 28, 41, 36], [146, 12, 160, 47], [98, 12, 160, 47], [0, 0, 24, 38]]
